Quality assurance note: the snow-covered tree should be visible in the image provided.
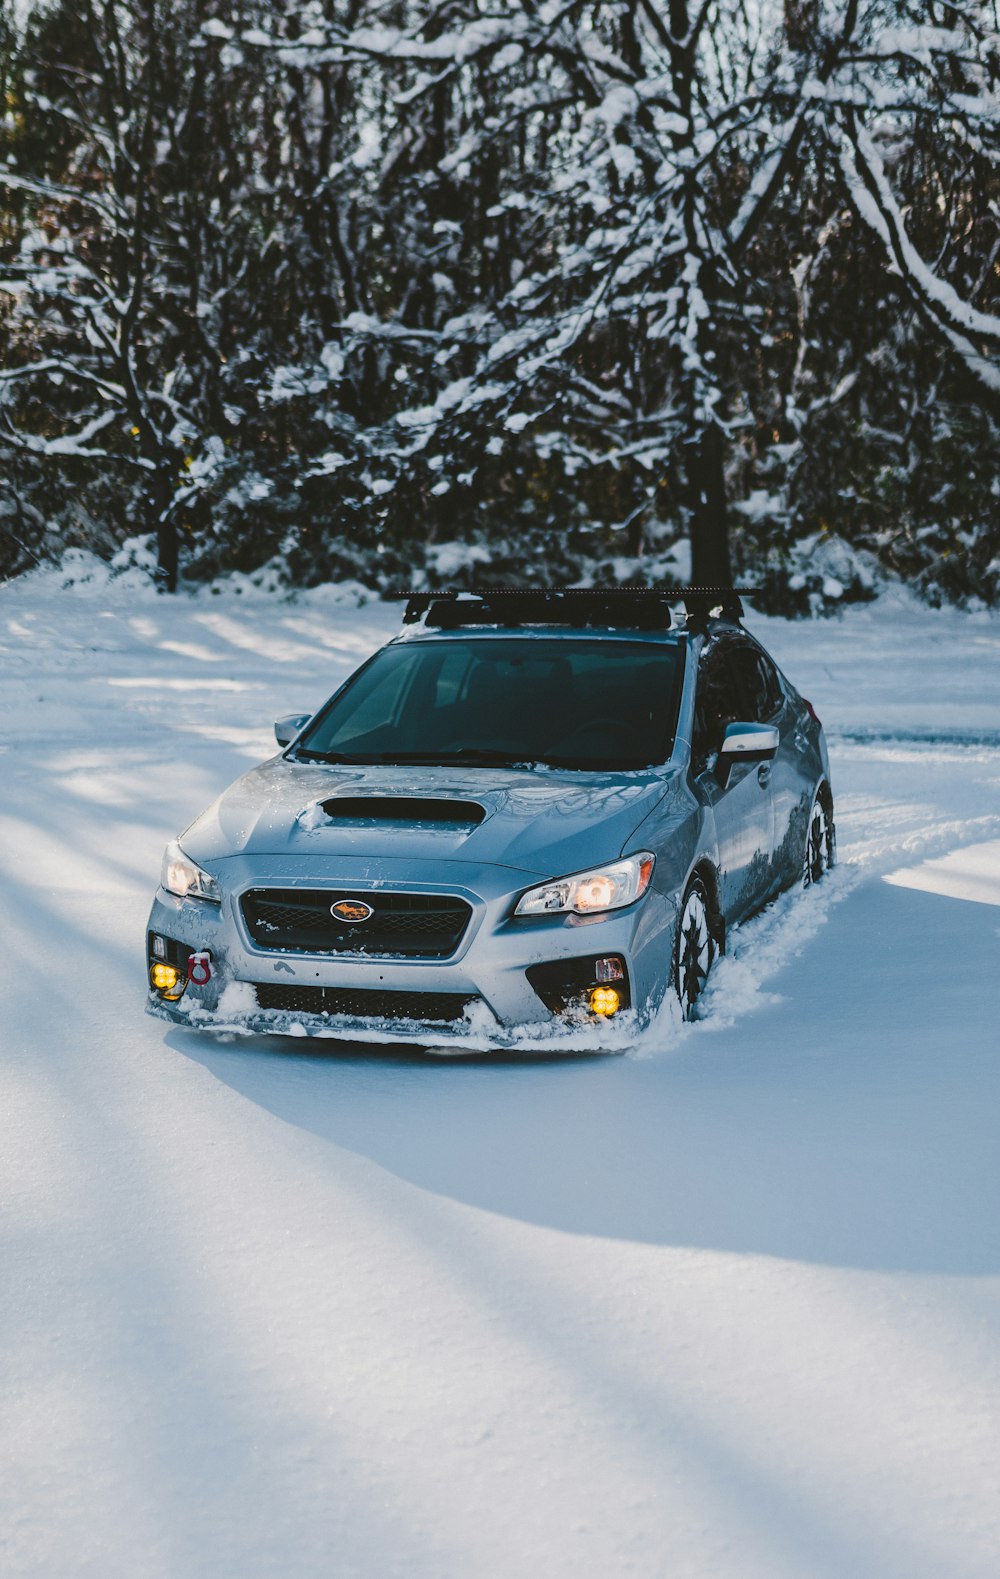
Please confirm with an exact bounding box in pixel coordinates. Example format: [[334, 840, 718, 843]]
[[2, 1, 999, 601], [261, 0, 999, 587]]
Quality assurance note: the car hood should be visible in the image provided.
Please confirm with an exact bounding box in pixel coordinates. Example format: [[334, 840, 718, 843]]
[[179, 758, 676, 879]]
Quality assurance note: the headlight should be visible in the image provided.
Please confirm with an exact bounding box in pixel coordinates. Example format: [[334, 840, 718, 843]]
[[514, 853, 654, 917], [161, 840, 221, 903]]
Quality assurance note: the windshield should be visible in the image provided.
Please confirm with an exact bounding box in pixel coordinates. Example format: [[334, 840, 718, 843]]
[[295, 637, 684, 770]]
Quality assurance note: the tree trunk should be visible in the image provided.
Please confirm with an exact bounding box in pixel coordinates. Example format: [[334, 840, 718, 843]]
[[688, 424, 731, 584], [152, 468, 178, 592], [156, 519, 178, 593]]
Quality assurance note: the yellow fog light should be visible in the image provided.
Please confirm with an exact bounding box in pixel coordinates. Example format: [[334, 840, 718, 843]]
[[149, 961, 184, 999], [589, 986, 621, 1017]]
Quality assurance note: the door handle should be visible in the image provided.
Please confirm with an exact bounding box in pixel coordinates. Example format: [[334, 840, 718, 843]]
[[757, 763, 771, 787]]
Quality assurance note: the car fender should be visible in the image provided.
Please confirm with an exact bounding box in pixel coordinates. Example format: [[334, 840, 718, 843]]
[[623, 773, 717, 902]]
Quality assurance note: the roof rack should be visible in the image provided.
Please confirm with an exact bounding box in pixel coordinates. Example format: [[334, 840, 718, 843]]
[[677, 586, 756, 629], [386, 587, 755, 631]]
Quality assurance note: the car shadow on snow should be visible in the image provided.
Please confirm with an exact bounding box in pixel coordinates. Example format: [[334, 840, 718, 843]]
[[169, 875, 1000, 1276]]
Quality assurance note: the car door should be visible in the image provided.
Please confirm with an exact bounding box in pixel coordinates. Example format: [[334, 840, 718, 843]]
[[725, 641, 792, 903], [744, 641, 814, 889], [691, 640, 776, 922]]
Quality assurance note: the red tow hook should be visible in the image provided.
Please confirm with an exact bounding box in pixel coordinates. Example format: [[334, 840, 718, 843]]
[[187, 951, 213, 986]]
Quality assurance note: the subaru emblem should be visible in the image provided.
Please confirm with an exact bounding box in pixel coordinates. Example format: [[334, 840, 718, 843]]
[[330, 899, 375, 923]]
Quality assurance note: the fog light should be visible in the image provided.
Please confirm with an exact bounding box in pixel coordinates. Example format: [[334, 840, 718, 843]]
[[589, 986, 621, 1017], [594, 956, 624, 983], [149, 961, 186, 1000]]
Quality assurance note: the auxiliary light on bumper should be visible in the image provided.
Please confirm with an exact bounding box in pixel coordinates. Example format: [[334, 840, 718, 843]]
[[589, 986, 621, 1016], [147, 934, 213, 1002], [526, 954, 630, 1019], [149, 960, 185, 1000]]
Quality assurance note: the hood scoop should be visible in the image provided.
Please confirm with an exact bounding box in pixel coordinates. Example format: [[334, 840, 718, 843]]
[[318, 795, 487, 829]]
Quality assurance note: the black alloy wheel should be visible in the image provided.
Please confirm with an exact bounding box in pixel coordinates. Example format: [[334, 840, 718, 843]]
[[674, 875, 717, 1021], [803, 792, 836, 887]]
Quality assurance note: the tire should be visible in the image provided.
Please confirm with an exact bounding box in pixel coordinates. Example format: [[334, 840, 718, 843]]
[[803, 789, 836, 888], [673, 875, 718, 1022]]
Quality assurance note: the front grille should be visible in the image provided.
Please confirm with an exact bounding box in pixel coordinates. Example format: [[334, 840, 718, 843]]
[[253, 982, 475, 1024], [240, 888, 472, 959]]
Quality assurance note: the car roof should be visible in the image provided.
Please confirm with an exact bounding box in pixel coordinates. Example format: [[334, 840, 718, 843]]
[[384, 588, 756, 647], [392, 624, 688, 647]]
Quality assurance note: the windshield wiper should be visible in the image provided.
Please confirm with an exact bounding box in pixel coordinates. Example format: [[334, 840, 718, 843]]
[[295, 746, 537, 769], [294, 750, 379, 764], [386, 748, 538, 767], [537, 755, 655, 770]]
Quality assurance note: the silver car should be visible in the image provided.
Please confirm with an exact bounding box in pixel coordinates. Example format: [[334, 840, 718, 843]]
[[145, 588, 834, 1044]]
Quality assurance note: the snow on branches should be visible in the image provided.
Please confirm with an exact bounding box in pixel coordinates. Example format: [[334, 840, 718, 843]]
[[2, 1, 999, 600]]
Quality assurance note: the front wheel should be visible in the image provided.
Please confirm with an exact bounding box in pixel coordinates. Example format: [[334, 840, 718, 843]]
[[674, 876, 718, 1021], [803, 791, 835, 887]]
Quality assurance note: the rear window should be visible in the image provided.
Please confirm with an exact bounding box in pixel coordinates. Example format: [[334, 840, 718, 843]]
[[296, 637, 684, 770]]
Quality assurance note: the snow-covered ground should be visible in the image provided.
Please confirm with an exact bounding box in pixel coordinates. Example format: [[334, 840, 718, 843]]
[[2, 565, 999, 1578]]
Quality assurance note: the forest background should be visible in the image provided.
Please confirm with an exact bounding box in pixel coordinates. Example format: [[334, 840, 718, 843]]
[[1, 1, 999, 612]]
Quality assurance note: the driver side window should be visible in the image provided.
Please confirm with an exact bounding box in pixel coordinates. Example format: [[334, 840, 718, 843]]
[[727, 644, 782, 723]]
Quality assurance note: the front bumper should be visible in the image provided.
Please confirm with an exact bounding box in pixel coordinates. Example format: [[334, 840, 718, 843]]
[[144, 854, 678, 1049]]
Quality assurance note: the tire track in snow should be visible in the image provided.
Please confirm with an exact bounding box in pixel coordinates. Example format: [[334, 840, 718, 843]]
[[669, 733, 1000, 1043]]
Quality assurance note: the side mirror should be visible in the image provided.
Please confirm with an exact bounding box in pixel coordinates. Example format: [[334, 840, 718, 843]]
[[719, 721, 779, 763], [274, 713, 311, 748]]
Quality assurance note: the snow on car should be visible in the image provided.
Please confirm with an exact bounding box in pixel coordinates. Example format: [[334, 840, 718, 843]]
[[145, 588, 835, 1044]]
